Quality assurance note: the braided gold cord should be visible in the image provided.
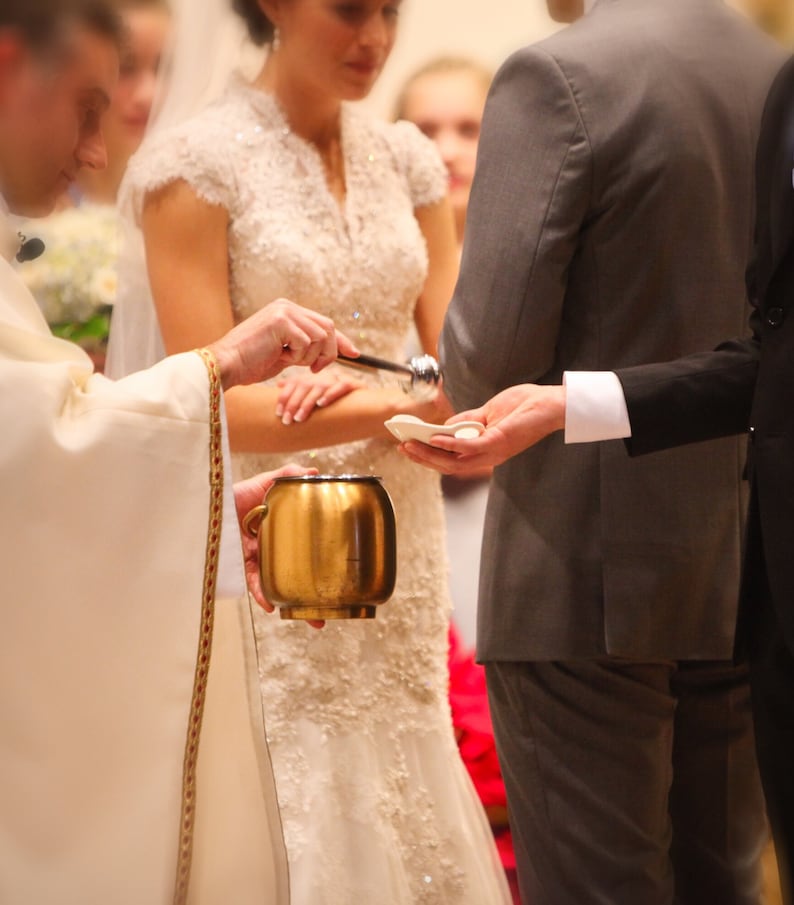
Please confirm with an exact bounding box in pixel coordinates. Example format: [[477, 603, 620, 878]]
[[173, 348, 225, 904]]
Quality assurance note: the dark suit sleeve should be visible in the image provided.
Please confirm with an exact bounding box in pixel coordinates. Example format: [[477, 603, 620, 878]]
[[616, 309, 760, 456], [618, 55, 794, 458], [440, 46, 592, 412]]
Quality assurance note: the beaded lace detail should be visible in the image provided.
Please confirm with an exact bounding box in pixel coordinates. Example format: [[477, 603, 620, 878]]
[[127, 82, 510, 905]]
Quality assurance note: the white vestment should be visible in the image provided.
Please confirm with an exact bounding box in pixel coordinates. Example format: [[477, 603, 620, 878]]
[[0, 216, 289, 905]]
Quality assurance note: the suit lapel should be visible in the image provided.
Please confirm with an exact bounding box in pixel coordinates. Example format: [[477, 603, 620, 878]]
[[768, 104, 794, 272], [757, 60, 794, 298]]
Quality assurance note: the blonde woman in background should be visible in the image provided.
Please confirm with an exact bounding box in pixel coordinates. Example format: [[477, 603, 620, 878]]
[[397, 57, 492, 253]]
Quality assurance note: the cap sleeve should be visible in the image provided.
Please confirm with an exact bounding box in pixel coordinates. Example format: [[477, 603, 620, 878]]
[[388, 120, 448, 209], [121, 115, 238, 224]]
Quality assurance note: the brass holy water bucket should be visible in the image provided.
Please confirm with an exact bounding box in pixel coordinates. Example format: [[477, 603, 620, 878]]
[[243, 475, 397, 620]]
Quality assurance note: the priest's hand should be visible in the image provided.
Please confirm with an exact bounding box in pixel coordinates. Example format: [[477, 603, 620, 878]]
[[400, 384, 566, 475], [210, 299, 360, 391], [234, 465, 326, 629]]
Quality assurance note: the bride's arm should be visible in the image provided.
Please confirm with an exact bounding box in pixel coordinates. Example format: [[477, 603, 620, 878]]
[[262, 196, 460, 426], [413, 197, 459, 358], [141, 180, 447, 454]]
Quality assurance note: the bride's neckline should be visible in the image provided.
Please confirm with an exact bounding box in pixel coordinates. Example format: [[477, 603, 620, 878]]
[[230, 78, 353, 214]]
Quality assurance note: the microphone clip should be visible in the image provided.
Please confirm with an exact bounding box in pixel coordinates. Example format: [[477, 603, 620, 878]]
[[16, 233, 46, 264]]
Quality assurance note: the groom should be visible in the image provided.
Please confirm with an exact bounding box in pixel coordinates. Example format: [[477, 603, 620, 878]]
[[407, 54, 794, 902], [0, 2, 357, 903], [403, 0, 783, 903]]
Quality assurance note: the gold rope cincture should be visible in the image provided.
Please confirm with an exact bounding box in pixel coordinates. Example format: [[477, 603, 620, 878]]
[[173, 348, 225, 905]]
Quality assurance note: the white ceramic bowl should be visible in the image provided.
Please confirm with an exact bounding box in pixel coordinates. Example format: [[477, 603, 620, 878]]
[[385, 414, 485, 445]]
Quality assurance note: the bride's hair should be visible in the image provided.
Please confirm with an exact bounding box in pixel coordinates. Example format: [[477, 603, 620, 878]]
[[231, 0, 275, 45]]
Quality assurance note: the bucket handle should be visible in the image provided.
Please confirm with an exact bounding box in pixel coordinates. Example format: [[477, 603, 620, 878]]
[[242, 503, 269, 539]]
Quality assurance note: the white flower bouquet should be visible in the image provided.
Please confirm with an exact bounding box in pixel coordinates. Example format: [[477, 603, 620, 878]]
[[20, 204, 120, 355]]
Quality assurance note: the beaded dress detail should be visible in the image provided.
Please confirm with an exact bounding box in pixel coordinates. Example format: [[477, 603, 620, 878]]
[[126, 81, 511, 905]]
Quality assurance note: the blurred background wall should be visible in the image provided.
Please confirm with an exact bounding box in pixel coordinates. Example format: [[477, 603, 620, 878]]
[[364, 0, 789, 120], [365, 0, 560, 118]]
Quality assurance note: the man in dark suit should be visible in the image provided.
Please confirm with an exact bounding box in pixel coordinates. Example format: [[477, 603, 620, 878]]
[[400, 1, 784, 903], [405, 46, 794, 905]]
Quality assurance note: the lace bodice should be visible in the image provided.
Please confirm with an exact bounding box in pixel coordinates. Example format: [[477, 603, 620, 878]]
[[126, 83, 510, 905], [127, 81, 445, 361]]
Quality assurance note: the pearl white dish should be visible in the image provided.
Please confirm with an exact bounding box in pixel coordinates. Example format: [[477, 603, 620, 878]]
[[385, 414, 486, 445]]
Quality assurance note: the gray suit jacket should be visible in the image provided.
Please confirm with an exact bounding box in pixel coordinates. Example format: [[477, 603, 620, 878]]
[[441, 0, 782, 662]]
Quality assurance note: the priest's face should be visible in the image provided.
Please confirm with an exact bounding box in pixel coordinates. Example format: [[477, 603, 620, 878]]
[[0, 25, 118, 217]]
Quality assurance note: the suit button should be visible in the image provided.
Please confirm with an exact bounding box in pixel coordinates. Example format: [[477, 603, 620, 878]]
[[767, 307, 785, 327]]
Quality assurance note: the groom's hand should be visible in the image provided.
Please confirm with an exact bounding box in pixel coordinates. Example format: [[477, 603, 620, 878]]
[[400, 384, 566, 475], [234, 465, 325, 629], [211, 299, 360, 390]]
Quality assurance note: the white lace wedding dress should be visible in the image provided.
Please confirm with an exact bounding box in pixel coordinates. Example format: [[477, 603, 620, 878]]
[[125, 80, 511, 905]]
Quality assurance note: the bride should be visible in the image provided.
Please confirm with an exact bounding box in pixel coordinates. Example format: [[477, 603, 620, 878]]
[[109, 0, 511, 902]]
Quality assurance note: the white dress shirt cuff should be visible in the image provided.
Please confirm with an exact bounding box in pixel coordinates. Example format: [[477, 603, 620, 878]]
[[563, 371, 632, 444]]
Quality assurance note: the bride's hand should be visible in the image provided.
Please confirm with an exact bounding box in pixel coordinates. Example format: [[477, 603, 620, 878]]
[[235, 465, 325, 629], [275, 372, 364, 425]]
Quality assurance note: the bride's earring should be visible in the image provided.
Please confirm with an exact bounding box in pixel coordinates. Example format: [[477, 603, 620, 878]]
[[272, 27, 281, 52]]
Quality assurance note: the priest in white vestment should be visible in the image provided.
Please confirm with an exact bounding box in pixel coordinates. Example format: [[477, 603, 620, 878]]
[[0, 3, 357, 902]]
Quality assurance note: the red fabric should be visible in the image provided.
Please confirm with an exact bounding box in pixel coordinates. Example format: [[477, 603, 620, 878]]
[[448, 624, 517, 873]]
